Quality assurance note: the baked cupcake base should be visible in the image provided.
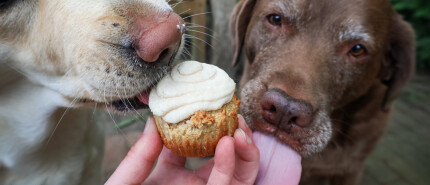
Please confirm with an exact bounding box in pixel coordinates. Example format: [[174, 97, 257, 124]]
[[154, 95, 240, 157]]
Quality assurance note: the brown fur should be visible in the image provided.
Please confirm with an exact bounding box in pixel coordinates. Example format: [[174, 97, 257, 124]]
[[230, 0, 415, 184]]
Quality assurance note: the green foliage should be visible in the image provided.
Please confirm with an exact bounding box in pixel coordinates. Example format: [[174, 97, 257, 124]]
[[391, 0, 430, 69]]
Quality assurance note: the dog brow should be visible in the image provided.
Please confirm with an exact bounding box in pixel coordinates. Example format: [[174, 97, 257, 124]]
[[273, 1, 302, 23], [338, 23, 372, 43]]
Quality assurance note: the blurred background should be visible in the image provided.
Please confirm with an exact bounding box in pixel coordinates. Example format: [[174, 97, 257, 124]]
[[100, 0, 430, 184]]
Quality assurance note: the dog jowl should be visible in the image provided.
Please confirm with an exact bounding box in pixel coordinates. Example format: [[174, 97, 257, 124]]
[[231, 0, 415, 184]]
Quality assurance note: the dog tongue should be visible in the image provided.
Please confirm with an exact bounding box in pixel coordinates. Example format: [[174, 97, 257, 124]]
[[136, 90, 151, 105], [253, 132, 302, 185]]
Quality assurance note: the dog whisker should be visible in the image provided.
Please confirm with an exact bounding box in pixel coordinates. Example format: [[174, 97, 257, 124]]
[[182, 41, 206, 58], [187, 29, 217, 40], [185, 22, 214, 33], [93, 102, 98, 116], [4, 64, 33, 81], [184, 34, 214, 49], [122, 87, 148, 125], [44, 96, 80, 149], [170, 0, 184, 9], [180, 43, 193, 59], [180, 47, 193, 59], [95, 39, 125, 48], [103, 87, 126, 136], [177, 8, 191, 16], [115, 85, 131, 113], [181, 12, 212, 21]]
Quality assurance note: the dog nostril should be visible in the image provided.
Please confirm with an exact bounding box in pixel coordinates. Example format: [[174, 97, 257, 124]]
[[158, 48, 170, 62], [270, 105, 276, 112], [289, 117, 297, 125]]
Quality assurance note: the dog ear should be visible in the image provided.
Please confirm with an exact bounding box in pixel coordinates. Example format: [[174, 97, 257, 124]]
[[230, 0, 257, 67], [382, 13, 416, 110]]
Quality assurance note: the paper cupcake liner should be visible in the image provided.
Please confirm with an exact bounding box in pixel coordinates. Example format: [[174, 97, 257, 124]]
[[153, 95, 240, 157]]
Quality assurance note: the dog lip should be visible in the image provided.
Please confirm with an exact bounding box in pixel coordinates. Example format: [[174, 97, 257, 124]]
[[75, 94, 149, 111], [76, 88, 153, 111], [253, 119, 305, 153], [110, 95, 149, 111], [275, 130, 304, 153], [109, 87, 153, 111], [254, 119, 278, 135]]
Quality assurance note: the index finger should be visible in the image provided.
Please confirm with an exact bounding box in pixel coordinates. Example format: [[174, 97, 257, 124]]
[[231, 115, 260, 185], [206, 136, 236, 185], [105, 116, 163, 185]]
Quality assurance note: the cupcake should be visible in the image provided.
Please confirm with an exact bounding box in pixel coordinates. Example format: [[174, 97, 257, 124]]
[[148, 61, 240, 157]]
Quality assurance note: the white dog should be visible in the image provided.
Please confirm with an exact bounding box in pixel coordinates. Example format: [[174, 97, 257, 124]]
[[0, 0, 184, 184]]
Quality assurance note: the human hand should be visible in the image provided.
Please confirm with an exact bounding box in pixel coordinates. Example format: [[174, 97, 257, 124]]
[[105, 115, 260, 185]]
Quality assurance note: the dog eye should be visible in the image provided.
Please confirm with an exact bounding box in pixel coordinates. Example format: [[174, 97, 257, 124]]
[[267, 14, 282, 26], [0, 0, 16, 9], [349, 44, 367, 57]]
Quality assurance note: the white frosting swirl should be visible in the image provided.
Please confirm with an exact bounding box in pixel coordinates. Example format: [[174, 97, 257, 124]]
[[149, 61, 236, 123]]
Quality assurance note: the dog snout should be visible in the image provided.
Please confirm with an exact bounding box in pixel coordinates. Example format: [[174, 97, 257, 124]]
[[260, 89, 313, 130], [134, 12, 184, 63]]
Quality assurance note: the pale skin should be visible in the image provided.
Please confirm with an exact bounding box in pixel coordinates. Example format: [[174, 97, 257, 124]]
[[105, 115, 260, 185], [106, 115, 302, 185]]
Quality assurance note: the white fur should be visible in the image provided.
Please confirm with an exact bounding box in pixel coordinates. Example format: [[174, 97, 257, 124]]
[[0, 0, 173, 184], [339, 20, 372, 43], [0, 69, 105, 184], [272, 1, 302, 22]]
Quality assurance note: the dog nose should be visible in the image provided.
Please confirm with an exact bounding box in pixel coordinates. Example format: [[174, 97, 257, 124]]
[[260, 89, 313, 129], [134, 12, 184, 63]]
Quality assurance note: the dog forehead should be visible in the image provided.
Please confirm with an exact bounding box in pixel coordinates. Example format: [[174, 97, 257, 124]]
[[259, 0, 390, 32], [321, 0, 393, 46], [255, 0, 307, 23], [301, 0, 392, 47]]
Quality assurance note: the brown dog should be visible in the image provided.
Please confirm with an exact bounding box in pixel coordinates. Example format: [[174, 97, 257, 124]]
[[230, 0, 415, 184]]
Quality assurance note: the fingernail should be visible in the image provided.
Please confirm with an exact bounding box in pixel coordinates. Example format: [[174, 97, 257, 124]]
[[237, 114, 247, 126], [143, 116, 153, 134], [238, 128, 252, 144], [246, 135, 252, 144], [238, 114, 243, 120]]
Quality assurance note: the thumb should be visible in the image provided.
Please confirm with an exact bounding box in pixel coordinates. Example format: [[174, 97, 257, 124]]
[[106, 116, 163, 185]]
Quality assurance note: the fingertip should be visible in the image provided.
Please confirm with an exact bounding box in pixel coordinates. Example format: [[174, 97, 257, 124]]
[[237, 114, 253, 139], [214, 136, 235, 166], [144, 116, 158, 135], [238, 114, 245, 125], [233, 129, 259, 163], [234, 128, 251, 145], [141, 117, 161, 148], [216, 136, 235, 155]]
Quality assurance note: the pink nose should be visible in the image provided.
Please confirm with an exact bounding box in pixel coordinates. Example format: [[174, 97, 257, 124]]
[[134, 12, 184, 63]]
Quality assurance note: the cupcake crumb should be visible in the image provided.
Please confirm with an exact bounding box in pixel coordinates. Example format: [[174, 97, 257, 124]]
[[190, 111, 215, 128], [196, 131, 202, 139]]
